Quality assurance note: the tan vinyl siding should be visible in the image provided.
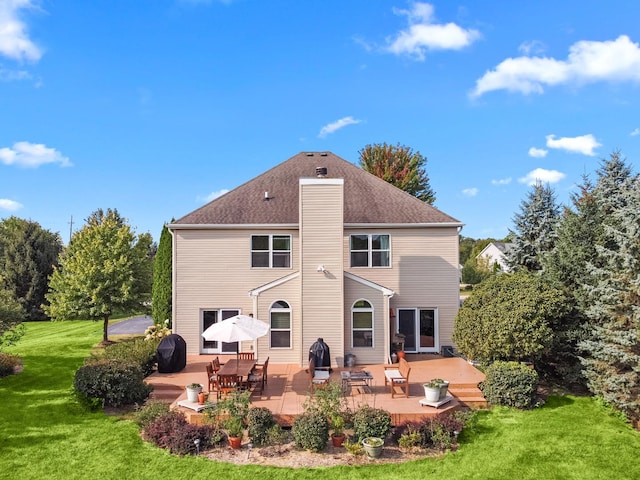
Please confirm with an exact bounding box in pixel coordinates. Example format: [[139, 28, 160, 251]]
[[344, 227, 459, 348], [300, 180, 344, 367], [253, 277, 301, 364], [173, 228, 298, 355], [344, 278, 386, 364]]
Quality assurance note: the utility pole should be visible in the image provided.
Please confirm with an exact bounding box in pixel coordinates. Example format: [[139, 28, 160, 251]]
[[68, 215, 74, 243]]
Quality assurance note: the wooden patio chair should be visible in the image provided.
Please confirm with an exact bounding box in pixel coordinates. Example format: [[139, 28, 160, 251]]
[[238, 352, 254, 360], [211, 356, 222, 372], [384, 357, 411, 398], [206, 363, 218, 395], [309, 358, 330, 392], [217, 374, 240, 397], [247, 357, 269, 394]]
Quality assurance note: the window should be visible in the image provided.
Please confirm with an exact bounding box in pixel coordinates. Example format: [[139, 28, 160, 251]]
[[202, 309, 240, 353], [352, 299, 373, 347], [270, 300, 291, 348], [350, 234, 390, 267], [251, 235, 291, 268]]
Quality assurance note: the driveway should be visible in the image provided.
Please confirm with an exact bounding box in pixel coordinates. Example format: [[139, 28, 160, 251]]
[[108, 315, 154, 335]]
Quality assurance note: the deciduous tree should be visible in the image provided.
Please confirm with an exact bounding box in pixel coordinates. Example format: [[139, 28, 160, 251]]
[[358, 143, 436, 204]]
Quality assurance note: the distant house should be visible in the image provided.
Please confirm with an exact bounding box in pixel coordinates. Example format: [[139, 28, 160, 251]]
[[168, 152, 462, 367], [476, 242, 513, 272]]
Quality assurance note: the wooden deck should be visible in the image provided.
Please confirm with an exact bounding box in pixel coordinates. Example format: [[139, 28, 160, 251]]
[[146, 354, 486, 426]]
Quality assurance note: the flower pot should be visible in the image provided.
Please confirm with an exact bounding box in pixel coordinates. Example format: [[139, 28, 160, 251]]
[[331, 434, 345, 447], [396, 351, 405, 360], [438, 380, 449, 400], [228, 436, 242, 449], [186, 384, 202, 402], [197, 392, 206, 404], [423, 385, 441, 402], [361, 437, 384, 458]]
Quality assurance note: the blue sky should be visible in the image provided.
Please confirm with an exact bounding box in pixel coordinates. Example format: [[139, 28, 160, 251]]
[[1, 0, 639, 243]]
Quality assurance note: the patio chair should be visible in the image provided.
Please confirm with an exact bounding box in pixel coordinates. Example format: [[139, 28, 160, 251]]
[[238, 352, 254, 360], [206, 363, 218, 394], [217, 374, 241, 397], [247, 357, 269, 394], [212, 356, 222, 372], [384, 357, 411, 398], [309, 358, 330, 392]]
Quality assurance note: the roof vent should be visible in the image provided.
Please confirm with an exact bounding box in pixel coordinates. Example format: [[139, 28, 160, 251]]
[[320, 152, 328, 156], [264, 191, 270, 200], [306, 152, 314, 156], [316, 167, 328, 177]]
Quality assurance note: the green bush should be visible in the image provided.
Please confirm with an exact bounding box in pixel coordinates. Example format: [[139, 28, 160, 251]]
[[74, 359, 153, 407], [352, 405, 391, 441], [292, 410, 329, 452], [247, 407, 276, 446], [481, 361, 539, 409], [134, 400, 171, 429], [87, 337, 159, 377], [0, 352, 22, 377], [144, 410, 222, 455]]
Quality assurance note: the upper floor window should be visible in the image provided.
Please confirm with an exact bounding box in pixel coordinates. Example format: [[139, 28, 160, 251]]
[[251, 235, 291, 268], [270, 300, 291, 348], [350, 234, 390, 267]]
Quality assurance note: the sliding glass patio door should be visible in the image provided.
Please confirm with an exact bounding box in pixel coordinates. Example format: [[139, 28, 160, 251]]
[[201, 308, 240, 354], [397, 308, 438, 353]]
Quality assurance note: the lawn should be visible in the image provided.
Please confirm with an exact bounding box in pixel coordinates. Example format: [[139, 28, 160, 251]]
[[1, 321, 639, 480]]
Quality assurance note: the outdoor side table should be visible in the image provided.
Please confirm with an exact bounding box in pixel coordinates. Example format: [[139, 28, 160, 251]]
[[341, 370, 373, 394]]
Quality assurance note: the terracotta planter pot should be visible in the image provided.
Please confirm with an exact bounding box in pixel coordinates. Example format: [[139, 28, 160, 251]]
[[331, 434, 345, 447], [197, 392, 206, 404], [396, 351, 405, 359], [228, 436, 242, 449]]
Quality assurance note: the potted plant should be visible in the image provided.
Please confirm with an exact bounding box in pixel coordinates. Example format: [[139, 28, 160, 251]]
[[224, 416, 244, 449], [186, 382, 203, 402], [431, 378, 450, 399], [422, 380, 441, 402], [330, 414, 346, 447], [361, 436, 384, 458]]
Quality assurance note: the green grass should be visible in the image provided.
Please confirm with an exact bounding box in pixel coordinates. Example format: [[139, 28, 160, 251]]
[[2, 321, 640, 480]]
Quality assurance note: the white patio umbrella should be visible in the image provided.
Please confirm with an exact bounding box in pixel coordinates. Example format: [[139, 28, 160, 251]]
[[201, 314, 269, 360]]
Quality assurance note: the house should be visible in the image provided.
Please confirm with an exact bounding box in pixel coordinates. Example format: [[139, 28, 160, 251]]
[[476, 242, 513, 272], [168, 152, 462, 367]]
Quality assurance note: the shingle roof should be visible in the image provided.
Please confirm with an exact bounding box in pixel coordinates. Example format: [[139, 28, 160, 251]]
[[173, 152, 461, 226]]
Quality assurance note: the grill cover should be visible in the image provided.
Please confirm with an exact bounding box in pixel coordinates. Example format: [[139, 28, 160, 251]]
[[309, 337, 331, 370], [156, 334, 187, 373]]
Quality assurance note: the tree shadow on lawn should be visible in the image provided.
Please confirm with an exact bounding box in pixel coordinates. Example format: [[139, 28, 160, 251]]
[[540, 395, 575, 409]]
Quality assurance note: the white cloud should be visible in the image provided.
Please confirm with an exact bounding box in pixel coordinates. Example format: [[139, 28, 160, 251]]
[[631, 128, 640, 136], [491, 177, 512, 186], [198, 189, 229, 203], [386, 2, 480, 60], [545, 134, 601, 156], [518, 168, 566, 186], [472, 35, 640, 97], [462, 187, 478, 197], [518, 40, 546, 56], [528, 147, 548, 158], [0, 141, 72, 168], [0, 198, 23, 211], [318, 116, 361, 138], [0, 0, 42, 62], [0, 67, 30, 81]]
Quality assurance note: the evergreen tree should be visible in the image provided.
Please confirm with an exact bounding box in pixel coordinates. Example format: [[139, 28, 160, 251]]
[[44, 209, 153, 344], [358, 143, 436, 204], [0, 217, 63, 321], [0, 288, 25, 349], [152, 222, 172, 327], [506, 182, 560, 272]]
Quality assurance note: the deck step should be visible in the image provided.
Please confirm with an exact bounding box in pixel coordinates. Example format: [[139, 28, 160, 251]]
[[148, 384, 184, 403]]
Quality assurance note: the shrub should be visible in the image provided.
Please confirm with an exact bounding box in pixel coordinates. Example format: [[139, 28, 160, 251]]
[[74, 359, 152, 407], [303, 380, 346, 420], [247, 407, 276, 446], [0, 352, 22, 377], [292, 410, 329, 452], [480, 361, 539, 409], [134, 400, 171, 429], [144, 410, 222, 455], [87, 337, 159, 377], [352, 405, 391, 441], [343, 437, 364, 456]]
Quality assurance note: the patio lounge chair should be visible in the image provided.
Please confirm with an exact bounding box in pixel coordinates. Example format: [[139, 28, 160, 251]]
[[309, 358, 330, 391]]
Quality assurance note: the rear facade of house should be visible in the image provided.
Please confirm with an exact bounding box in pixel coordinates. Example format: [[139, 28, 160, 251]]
[[169, 152, 462, 367]]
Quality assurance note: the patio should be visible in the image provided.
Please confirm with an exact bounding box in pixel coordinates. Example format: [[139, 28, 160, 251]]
[[146, 354, 486, 426]]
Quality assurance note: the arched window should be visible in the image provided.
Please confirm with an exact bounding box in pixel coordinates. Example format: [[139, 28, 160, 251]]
[[352, 299, 373, 348], [270, 300, 291, 348]]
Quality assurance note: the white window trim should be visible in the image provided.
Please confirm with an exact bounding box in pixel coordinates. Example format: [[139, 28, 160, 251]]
[[269, 300, 292, 349], [251, 234, 292, 269], [349, 234, 391, 268], [397, 307, 439, 353], [351, 299, 374, 348]]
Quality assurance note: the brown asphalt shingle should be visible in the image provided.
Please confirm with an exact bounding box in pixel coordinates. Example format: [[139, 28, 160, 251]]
[[173, 152, 461, 226]]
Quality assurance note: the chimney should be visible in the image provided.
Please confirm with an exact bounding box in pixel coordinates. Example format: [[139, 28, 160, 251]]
[[316, 167, 328, 177]]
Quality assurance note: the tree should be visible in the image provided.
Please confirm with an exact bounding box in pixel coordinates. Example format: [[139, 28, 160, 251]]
[[44, 209, 153, 344], [0, 217, 63, 321], [152, 221, 172, 327], [0, 288, 25, 349], [453, 272, 568, 363], [358, 143, 436, 204], [506, 182, 560, 272]]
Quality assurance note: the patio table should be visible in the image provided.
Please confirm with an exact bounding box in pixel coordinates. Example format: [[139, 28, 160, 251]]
[[341, 370, 373, 394], [217, 359, 256, 384]]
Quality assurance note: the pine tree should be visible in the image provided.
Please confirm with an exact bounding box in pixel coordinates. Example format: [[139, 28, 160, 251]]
[[152, 222, 172, 327], [506, 182, 560, 272]]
